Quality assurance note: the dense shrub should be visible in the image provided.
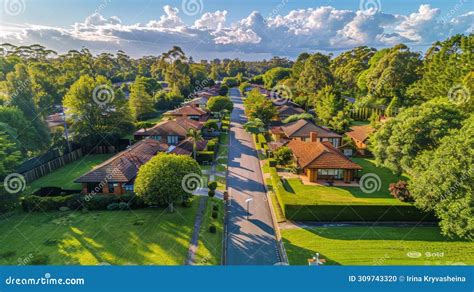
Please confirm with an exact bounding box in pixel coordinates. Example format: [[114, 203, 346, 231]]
[[21, 194, 82, 212], [118, 202, 130, 210], [29, 254, 50, 265], [196, 151, 214, 164], [208, 181, 218, 191], [0, 193, 18, 213], [107, 202, 120, 210], [33, 187, 77, 197], [218, 85, 228, 96], [273, 146, 293, 166], [222, 77, 239, 87], [181, 198, 193, 208], [209, 225, 217, 233], [211, 211, 218, 219], [208, 190, 216, 197], [268, 159, 277, 167], [389, 180, 414, 202], [212, 204, 219, 212]]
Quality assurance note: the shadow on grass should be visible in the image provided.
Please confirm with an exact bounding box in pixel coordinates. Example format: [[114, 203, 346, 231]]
[[282, 237, 341, 265]]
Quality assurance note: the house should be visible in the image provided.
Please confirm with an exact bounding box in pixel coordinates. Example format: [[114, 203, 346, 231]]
[[275, 105, 305, 121], [183, 96, 208, 109], [134, 118, 203, 144], [346, 125, 374, 155], [271, 119, 342, 148], [287, 133, 362, 183], [164, 105, 209, 121], [168, 137, 208, 156], [75, 139, 169, 194]]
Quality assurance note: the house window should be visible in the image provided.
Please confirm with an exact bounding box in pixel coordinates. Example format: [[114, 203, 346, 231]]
[[317, 169, 343, 179], [168, 135, 178, 145], [108, 183, 118, 193], [152, 135, 162, 141], [124, 183, 134, 192]]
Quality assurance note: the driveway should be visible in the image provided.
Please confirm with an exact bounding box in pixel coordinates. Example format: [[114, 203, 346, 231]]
[[225, 87, 280, 265]]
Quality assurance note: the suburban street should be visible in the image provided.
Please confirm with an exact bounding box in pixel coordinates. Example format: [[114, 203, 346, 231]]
[[225, 87, 281, 265]]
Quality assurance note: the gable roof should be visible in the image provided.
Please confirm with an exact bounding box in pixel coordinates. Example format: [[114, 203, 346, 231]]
[[346, 125, 374, 143], [134, 118, 203, 137], [277, 105, 305, 117], [75, 139, 168, 183], [281, 119, 341, 139], [287, 139, 362, 170], [167, 105, 208, 116], [175, 137, 208, 152]]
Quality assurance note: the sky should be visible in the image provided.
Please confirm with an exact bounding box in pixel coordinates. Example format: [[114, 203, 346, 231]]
[[0, 0, 472, 60]]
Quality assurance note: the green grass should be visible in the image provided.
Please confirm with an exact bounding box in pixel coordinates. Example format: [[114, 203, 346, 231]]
[[195, 197, 224, 265], [282, 158, 409, 206], [266, 178, 285, 223], [262, 161, 270, 174], [142, 111, 165, 123], [27, 154, 113, 192], [0, 198, 200, 265], [200, 164, 212, 172], [282, 226, 474, 265], [350, 120, 370, 126]]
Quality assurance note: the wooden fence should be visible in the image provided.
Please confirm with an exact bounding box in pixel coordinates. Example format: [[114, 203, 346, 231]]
[[21, 149, 83, 183]]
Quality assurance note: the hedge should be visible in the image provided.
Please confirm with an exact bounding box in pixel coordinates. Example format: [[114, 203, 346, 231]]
[[269, 167, 286, 215], [196, 151, 215, 163], [284, 204, 437, 222]]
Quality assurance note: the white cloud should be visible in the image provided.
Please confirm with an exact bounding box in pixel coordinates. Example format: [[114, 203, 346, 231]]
[[0, 4, 471, 59]]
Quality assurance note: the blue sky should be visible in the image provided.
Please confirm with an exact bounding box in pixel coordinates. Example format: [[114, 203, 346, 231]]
[[0, 0, 472, 59]]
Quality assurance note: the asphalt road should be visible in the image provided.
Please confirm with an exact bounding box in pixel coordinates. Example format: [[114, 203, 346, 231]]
[[225, 87, 280, 265]]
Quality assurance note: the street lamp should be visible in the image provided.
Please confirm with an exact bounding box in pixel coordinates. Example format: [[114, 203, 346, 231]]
[[245, 198, 253, 220]]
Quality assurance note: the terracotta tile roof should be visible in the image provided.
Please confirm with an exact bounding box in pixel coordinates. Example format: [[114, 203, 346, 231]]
[[134, 118, 203, 137], [75, 139, 168, 183], [167, 105, 208, 116], [270, 126, 284, 135], [287, 140, 362, 170], [168, 146, 192, 156], [282, 119, 341, 139], [175, 138, 208, 152], [346, 125, 374, 143]]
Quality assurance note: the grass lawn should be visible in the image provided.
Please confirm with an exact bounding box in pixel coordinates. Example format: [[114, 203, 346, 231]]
[[194, 197, 224, 265], [26, 154, 113, 192], [282, 158, 409, 206], [282, 226, 474, 265], [0, 197, 200, 265], [351, 120, 370, 126]]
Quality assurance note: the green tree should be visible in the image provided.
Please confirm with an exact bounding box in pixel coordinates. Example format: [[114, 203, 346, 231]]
[[129, 77, 156, 120], [243, 118, 265, 134], [328, 110, 352, 134], [186, 128, 203, 160], [63, 75, 134, 148], [273, 146, 293, 166], [243, 88, 276, 125], [314, 85, 345, 126], [296, 53, 333, 97], [370, 98, 465, 174], [282, 113, 313, 124], [410, 115, 473, 239], [134, 153, 201, 212], [262, 67, 291, 88], [207, 95, 233, 119], [0, 131, 22, 178]]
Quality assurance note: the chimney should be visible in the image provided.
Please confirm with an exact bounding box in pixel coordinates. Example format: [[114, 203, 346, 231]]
[[310, 131, 318, 142]]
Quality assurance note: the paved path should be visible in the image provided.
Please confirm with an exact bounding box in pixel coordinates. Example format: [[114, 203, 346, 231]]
[[185, 197, 207, 265], [225, 88, 280, 265]]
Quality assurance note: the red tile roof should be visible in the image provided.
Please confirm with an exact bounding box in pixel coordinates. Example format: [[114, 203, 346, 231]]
[[167, 105, 208, 116], [346, 125, 374, 143], [282, 119, 341, 139], [134, 118, 203, 137], [75, 139, 168, 183], [287, 140, 362, 170]]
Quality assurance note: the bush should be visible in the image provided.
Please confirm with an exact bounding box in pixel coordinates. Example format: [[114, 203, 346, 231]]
[[182, 198, 193, 208], [135, 121, 156, 130], [209, 225, 217, 233], [211, 211, 218, 219], [218, 85, 229, 96], [222, 77, 239, 88], [273, 146, 293, 166], [268, 159, 277, 167], [196, 151, 214, 164], [389, 180, 414, 202], [212, 204, 219, 211], [21, 194, 82, 212], [208, 181, 218, 191], [107, 202, 120, 211], [118, 202, 130, 210], [0, 251, 16, 258], [208, 190, 215, 197], [0, 193, 18, 213]]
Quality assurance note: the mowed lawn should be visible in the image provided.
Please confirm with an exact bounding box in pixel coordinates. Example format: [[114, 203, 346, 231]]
[[282, 226, 474, 265], [282, 158, 409, 206], [26, 154, 113, 192], [0, 198, 200, 265], [194, 197, 224, 265]]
